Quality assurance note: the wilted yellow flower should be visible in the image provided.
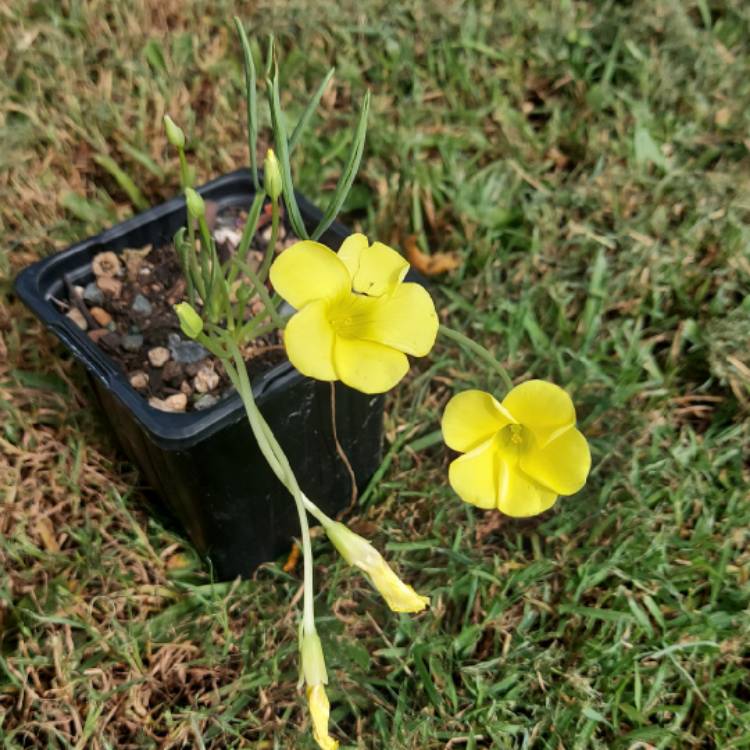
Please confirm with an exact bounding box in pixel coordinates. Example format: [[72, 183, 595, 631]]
[[300, 630, 338, 750], [442, 380, 590, 516], [269, 234, 438, 394], [325, 521, 429, 613], [307, 684, 338, 750]]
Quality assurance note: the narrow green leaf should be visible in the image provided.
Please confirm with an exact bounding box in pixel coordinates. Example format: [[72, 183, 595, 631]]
[[234, 17, 259, 189], [93, 154, 148, 210], [289, 67, 335, 153], [311, 90, 370, 241], [269, 67, 309, 240], [264, 33, 275, 77]]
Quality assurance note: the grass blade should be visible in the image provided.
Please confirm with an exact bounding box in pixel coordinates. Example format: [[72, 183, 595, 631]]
[[311, 90, 370, 241], [119, 142, 165, 180], [93, 154, 148, 210]]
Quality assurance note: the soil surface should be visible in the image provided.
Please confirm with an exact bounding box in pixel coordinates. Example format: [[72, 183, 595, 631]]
[[59, 202, 296, 413]]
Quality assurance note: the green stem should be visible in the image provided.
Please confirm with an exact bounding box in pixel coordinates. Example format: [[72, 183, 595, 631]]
[[224, 342, 316, 634], [238, 311, 292, 343], [301, 493, 331, 526], [230, 191, 266, 285], [258, 200, 280, 283], [178, 148, 191, 189], [438, 324, 514, 392], [235, 258, 285, 330]]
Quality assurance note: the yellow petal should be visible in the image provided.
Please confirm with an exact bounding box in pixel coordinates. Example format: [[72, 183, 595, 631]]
[[333, 336, 408, 394], [520, 427, 591, 495], [329, 284, 437, 357], [270, 240, 350, 309], [284, 300, 337, 381], [337, 234, 409, 297], [306, 684, 339, 750], [497, 461, 558, 517], [442, 390, 513, 453], [337, 233, 369, 280], [360, 283, 438, 356], [501, 380, 576, 446], [448, 438, 499, 509], [368, 561, 430, 613]]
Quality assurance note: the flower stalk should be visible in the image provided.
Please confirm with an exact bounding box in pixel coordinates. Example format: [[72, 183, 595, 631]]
[[223, 340, 316, 634]]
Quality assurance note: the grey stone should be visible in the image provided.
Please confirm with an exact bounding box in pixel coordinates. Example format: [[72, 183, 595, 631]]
[[121, 333, 144, 352], [83, 282, 104, 306], [194, 393, 220, 411], [167, 333, 209, 364], [131, 293, 152, 316]]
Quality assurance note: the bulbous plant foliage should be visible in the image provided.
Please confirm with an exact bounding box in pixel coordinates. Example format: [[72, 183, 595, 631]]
[[161, 20, 592, 749]]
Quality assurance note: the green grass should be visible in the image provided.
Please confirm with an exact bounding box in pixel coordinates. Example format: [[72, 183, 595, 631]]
[[2, 1, 750, 747]]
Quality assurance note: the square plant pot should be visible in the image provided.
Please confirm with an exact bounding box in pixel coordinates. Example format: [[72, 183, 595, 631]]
[[14, 169, 385, 580]]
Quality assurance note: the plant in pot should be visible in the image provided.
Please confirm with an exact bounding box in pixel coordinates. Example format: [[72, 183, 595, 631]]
[[16, 20, 593, 749]]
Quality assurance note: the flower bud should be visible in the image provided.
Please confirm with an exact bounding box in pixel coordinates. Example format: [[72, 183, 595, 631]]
[[185, 187, 205, 220], [263, 148, 283, 201], [174, 302, 203, 339], [325, 522, 429, 613], [163, 114, 186, 149]]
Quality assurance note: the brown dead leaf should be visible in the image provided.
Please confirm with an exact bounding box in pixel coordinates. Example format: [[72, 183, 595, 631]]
[[714, 107, 731, 128], [282, 543, 300, 573], [36, 516, 59, 552], [404, 235, 460, 276], [473, 512, 504, 543], [166, 553, 190, 571]]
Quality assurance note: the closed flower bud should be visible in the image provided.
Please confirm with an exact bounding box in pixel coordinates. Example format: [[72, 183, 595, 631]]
[[174, 302, 203, 339], [263, 148, 282, 201], [163, 114, 186, 149], [185, 187, 205, 219], [325, 521, 429, 613]]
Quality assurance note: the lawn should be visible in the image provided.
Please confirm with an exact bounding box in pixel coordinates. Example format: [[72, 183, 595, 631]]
[[1, 1, 749, 748]]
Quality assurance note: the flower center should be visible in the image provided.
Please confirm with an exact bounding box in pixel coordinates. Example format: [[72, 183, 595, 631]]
[[327, 292, 374, 339], [497, 423, 533, 458]]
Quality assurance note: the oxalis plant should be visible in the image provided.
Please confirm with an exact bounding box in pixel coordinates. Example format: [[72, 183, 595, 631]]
[[161, 20, 591, 749]]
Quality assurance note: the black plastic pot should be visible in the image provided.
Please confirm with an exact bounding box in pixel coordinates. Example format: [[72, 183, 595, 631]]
[[14, 169, 384, 580]]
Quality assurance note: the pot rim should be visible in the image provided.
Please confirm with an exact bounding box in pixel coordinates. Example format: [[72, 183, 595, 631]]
[[14, 168, 352, 450]]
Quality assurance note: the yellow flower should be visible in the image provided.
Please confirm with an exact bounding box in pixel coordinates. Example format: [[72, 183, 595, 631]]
[[325, 521, 430, 613], [441, 380, 591, 516], [269, 233, 438, 394], [307, 684, 338, 750], [300, 630, 338, 750]]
